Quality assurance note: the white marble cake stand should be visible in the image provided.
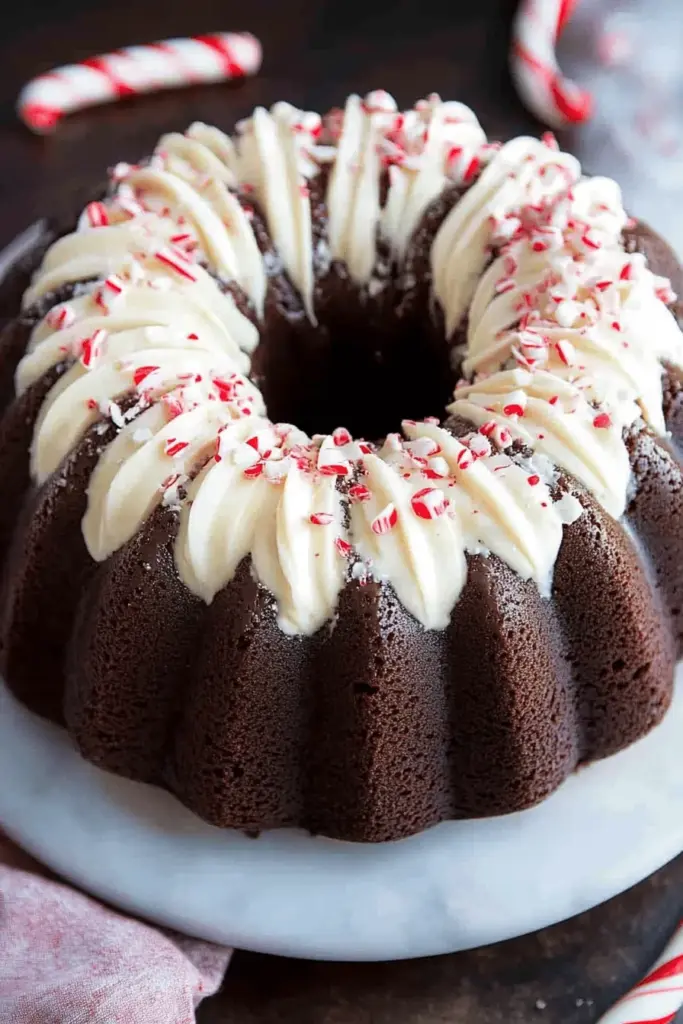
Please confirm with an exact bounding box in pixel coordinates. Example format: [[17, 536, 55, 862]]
[[1, 670, 683, 961]]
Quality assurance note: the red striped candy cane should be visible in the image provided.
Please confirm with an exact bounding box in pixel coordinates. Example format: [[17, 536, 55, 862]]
[[511, 0, 593, 128], [17, 32, 262, 134], [596, 920, 683, 1024]]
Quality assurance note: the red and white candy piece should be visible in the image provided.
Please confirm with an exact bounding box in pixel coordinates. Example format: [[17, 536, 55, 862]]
[[94, 274, 126, 312], [79, 329, 107, 370], [318, 439, 351, 477], [371, 503, 398, 535], [80, 201, 110, 229], [349, 484, 372, 504], [332, 426, 352, 447], [155, 247, 199, 283], [335, 536, 352, 557], [411, 487, 449, 520], [17, 32, 262, 135], [511, 0, 593, 129], [45, 303, 75, 331], [309, 512, 335, 526], [596, 919, 683, 1024]]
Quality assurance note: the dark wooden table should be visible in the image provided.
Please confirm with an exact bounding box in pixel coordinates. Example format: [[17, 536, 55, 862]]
[[1, 0, 681, 1019]]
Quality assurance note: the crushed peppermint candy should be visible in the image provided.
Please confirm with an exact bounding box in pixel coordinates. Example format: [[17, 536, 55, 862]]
[[335, 536, 352, 557], [26, 94, 681, 639], [164, 438, 190, 458], [318, 440, 351, 476], [371, 503, 398, 535], [411, 487, 449, 519], [133, 365, 161, 388], [154, 247, 199, 282], [309, 511, 335, 526], [94, 274, 126, 312], [45, 303, 75, 330], [480, 421, 513, 448], [348, 484, 372, 503], [80, 201, 109, 229], [455, 447, 474, 471], [80, 329, 107, 370], [332, 426, 352, 446]]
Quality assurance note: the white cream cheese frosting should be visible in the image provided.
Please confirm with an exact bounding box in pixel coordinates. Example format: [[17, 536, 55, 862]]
[[19, 92, 683, 635], [432, 136, 581, 338]]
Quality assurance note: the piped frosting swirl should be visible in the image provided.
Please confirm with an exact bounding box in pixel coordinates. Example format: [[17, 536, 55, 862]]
[[20, 91, 683, 635]]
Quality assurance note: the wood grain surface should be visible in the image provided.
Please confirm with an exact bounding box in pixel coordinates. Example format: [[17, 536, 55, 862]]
[[0, 0, 681, 1020]]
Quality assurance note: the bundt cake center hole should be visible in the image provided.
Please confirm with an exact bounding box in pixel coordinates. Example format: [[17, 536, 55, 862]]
[[251, 315, 455, 439]]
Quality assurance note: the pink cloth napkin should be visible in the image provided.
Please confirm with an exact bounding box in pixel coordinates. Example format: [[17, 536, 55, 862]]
[[0, 831, 232, 1023]]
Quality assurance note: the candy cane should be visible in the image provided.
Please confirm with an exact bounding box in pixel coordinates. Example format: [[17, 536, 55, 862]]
[[17, 32, 262, 134], [510, 0, 593, 128], [597, 920, 683, 1024]]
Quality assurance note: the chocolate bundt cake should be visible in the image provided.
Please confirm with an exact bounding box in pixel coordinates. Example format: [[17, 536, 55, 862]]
[[1, 91, 682, 842]]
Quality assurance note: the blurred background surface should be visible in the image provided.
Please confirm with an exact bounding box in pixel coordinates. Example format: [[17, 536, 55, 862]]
[[561, 0, 683, 251]]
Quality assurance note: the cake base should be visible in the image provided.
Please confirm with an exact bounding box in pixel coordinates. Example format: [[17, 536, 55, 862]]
[[1, 671, 683, 961]]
